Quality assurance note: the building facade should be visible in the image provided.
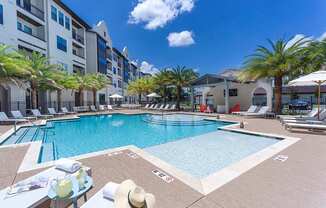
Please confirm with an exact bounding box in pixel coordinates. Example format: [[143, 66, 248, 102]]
[[0, 0, 143, 114]]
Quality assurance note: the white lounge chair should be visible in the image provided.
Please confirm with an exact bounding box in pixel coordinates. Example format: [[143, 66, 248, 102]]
[[282, 110, 326, 125], [80, 183, 115, 208], [285, 123, 326, 132], [232, 105, 258, 115], [48, 108, 65, 116], [31, 109, 53, 119], [278, 108, 319, 121], [0, 112, 27, 123], [148, 104, 154, 109], [107, 105, 113, 111], [90, 105, 97, 112], [144, 104, 150, 109], [163, 104, 170, 110], [11, 110, 36, 120], [242, 106, 269, 117], [61, 107, 76, 115], [158, 104, 165, 110], [165, 104, 176, 111], [99, 105, 106, 111]]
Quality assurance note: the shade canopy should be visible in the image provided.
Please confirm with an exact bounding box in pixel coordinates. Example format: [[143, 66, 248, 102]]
[[288, 71, 326, 86], [288, 70, 326, 120], [147, 93, 161, 98], [109, 94, 123, 99]]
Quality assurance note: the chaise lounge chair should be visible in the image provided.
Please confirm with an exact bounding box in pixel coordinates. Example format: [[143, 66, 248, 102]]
[[61, 107, 76, 115], [278, 108, 319, 122], [232, 105, 258, 115], [164, 104, 176, 111], [31, 109, 53, 119], [11, 110, 37, 120], [90, 105, 97, 112], [282, 110, 326, 125], [48, 108, 65, 117], [285, 122, 326, 132], [144, 104, 150, 109], [107, 105, 113, 111], [242, 106, 269, 117], [0, 112, 28, 124]]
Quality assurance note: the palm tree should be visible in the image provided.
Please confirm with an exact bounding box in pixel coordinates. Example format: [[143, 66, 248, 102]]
[[0, 44, 31, 85], [87, 73, 110, 105], [21, 52, 59, 109], [128, 77, 155, 103], [238, 37, 311, 114], [169, 66, 198, 110], [153, 69, 172, 104]]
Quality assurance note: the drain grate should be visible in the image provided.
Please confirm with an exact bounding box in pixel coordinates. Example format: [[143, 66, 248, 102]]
[[152, 169, 174, 183], [127, 152, 139, 159], [273, 155, 288, 162]]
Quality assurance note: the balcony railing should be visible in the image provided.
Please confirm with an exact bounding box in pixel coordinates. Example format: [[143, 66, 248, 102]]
[[17, 24, 45, 41], [72, 31, 85, 45], [72, 48, 85, 59], [16, 0, 44, 21]]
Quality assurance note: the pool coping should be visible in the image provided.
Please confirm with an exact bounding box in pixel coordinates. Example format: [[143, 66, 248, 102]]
[[0, 112, 300, 195]]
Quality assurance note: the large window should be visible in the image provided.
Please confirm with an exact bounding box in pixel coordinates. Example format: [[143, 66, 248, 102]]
[[51, 6, 57, 21], [0, 4, 3, 25], [57, 36, 67, 52], [97, 36, 107, 74], [65, 16, 70, 30], [58, 11, 64, 26]]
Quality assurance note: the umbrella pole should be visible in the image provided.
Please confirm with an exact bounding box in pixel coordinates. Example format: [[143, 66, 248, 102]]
[[317, 82, 321, 120]]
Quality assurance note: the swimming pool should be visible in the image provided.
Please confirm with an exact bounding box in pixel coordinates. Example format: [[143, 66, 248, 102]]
[[1, 114, 233, 163]]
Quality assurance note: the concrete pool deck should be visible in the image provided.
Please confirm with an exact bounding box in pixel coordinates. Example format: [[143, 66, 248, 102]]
[[0, 110, 326, 207]]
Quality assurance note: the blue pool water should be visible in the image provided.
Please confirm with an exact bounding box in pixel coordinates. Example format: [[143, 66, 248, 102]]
[[2, 114, 232, 163]]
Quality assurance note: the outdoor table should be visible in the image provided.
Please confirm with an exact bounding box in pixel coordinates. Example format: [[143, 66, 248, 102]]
[[48, 176, 93, 208]]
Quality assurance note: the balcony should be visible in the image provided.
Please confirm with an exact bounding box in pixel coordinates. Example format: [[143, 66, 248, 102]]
[[17, 12, 45, 41], [72, 43, 85, 59], [16, 0, 44, 21], [72, 30, 84, 45]]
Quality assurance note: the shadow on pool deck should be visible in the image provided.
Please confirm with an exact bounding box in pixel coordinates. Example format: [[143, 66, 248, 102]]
[[1, 111, 326, 208]]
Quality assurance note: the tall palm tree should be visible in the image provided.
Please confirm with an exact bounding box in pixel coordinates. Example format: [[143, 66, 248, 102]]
[[87, 73, 110, 105], [128, 77, 155, 103], [238, 37, 311, 114], [0, 45, 31, 85], [169, 66, 198, 110], [153, 69, 172, 104], [21, 52, 59, 109]]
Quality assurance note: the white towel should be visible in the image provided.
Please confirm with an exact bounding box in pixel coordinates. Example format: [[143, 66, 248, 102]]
[[103, 182, 119, 200], [55, 158, 81, 173]]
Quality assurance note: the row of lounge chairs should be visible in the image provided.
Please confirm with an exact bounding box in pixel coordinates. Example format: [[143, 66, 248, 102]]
[[280, 108, 326, 132], [144, 104, 176, 111], [232, 105, 270, 117], [73, 105, 113, 113]]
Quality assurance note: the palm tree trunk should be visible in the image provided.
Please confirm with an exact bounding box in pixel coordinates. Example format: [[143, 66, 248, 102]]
[[138, 93, 141, 104], [79, 89, 84, 106], [274, 76, 283, 114], [92, 89, 97, 106], [57, 90, 62, 111], [31, 81, 37, 109], [163, 86, 167, 105], [176, 86, 181, 110]]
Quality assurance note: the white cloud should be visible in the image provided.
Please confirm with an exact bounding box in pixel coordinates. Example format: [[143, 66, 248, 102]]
[[318, 32, 326, 41], [285, 34, 312, 49], [167, 30, 195, 47], [129, 0, 195, 30], [140, 61, 159, 75]]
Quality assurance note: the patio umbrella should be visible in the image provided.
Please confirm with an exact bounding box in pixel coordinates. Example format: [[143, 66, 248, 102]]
[[109, 94, 123, 99], [288, 70, 326, 119], [147, 93, 161, 98]]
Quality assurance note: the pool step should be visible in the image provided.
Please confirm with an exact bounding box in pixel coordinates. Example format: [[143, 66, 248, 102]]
[[17, 127, 38, 143], [2, 128, 29, 145], [39, 141, 57, 162]]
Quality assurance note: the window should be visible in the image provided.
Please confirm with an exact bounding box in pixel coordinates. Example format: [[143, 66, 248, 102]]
[[223, 89, 238, 97], [23, 25, 32, 35], [118, 80, 122, 88], [58, 11, 64, 26], [51, 6, 57, 21], [113, 67, 116, 74], [17, 21, 22, 30], [57, 36, 67, 52], [65, 16, 70, 30], [0, 4, 3, 25]]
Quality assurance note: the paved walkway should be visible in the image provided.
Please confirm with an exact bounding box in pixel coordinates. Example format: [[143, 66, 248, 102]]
[[0, 111, 325, 208]]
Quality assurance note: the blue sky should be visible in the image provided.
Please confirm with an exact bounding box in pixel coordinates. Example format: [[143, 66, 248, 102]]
[[63, 0, 326, 75]]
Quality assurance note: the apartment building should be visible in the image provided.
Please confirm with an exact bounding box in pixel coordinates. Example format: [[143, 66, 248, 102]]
[[0, 0, 143, 113]]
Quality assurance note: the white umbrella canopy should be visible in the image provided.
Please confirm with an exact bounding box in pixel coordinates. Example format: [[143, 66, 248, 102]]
[[288, 70, 326, 119], [109, 94, 123, 99], [147, 93, 161, 98]]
